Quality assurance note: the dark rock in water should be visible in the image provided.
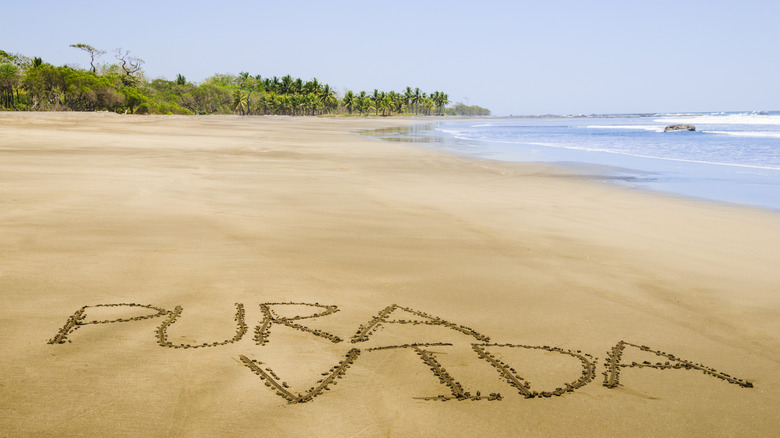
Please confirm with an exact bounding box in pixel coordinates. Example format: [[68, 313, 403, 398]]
[[664, 124, 696, 132]]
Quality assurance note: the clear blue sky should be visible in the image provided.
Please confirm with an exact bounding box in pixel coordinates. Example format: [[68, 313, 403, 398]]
[[3, 0, 778, 115]]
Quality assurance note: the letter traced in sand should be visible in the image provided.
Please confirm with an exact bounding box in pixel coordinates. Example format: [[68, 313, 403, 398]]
[[350, 304, 490, 343], [240, 349, 361, 404], [473, 343, 597, 398], [48, 303, 170, 344], [255, 302, 342, 346], [156, 303, 247, 349], [412, 346, 503, 401], [602, 340, 753, 389]]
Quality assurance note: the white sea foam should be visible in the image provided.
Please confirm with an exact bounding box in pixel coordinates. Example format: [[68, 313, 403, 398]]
[[656, 114, 780, 126], [585, 125, 666, 133], [436, 127, 780, 170], [519, 142, 780, 171], [708, 130, 780, 139]]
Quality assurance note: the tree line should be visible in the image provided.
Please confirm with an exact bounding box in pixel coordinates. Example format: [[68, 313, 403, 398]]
[[1, 45, 490, 116]]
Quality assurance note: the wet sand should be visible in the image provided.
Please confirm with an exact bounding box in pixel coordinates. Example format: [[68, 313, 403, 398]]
[[1, 112, 779, 436]]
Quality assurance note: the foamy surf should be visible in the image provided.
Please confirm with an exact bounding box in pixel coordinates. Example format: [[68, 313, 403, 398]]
[[584, 125, 666, 133], [421, 113, 780, 210], [708, 130, 780, 139], [657, 113, 780, 126]]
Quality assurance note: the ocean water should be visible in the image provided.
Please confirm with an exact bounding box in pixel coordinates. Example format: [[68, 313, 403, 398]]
[[374, 112, 780, 211]]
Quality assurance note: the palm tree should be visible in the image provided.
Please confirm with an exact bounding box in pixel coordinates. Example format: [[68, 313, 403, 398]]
[[257, 92, 268, 114], [290, 93, 302, 115], [342, 90, 355, 114], [265, 91, 280, 114], [264, 77, 278, 93], [394, 92, 405, 114], [412, 88, 422, 115], [356, 91, 366, 114], [363, 96, 374, 115], [423, 97, 434, 115], [232, 88, 247, 115], [0, 63, 21, 109], [358, 91, 372, 115], [430, 91, 449, 115], [439, 92, 449, 115], [311, 94, 323, 116], [320, 84, 337, 114], [305, 77, 320, 95], [280, 75, 293, 95], [279, 94, 292, 115], [381, 93, 393, 116], [404, 86, 414, 114], [387, 91, 404, 114], [371, 89, 381, 116]]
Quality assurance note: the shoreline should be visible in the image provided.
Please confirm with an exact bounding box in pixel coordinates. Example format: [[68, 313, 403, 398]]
[[1, 113, 779, 436], [392, 118, 780, 212]]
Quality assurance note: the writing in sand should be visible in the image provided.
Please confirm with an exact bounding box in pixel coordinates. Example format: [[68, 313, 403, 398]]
[[48, 302, 754, 404]]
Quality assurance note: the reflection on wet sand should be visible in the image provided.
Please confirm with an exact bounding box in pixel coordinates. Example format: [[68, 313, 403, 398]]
[[359, 124, 443, 143]]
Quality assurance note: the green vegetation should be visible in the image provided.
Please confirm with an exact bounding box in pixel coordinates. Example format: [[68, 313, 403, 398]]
[[445, 103, 492, 116], [1, 45, 489, 116]]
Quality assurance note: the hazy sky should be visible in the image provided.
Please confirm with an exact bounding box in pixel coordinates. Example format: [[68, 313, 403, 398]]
[[3, 0, 778, 115]]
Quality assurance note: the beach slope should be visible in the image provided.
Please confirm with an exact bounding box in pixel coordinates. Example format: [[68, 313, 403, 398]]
[[1, 113, 779, 436]]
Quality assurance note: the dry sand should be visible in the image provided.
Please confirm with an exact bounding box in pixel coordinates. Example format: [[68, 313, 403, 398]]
[[1, 112, 779, 437]]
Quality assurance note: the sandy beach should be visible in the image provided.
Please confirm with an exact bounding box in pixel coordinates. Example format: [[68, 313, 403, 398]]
[[1, 112, 779, 437]]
